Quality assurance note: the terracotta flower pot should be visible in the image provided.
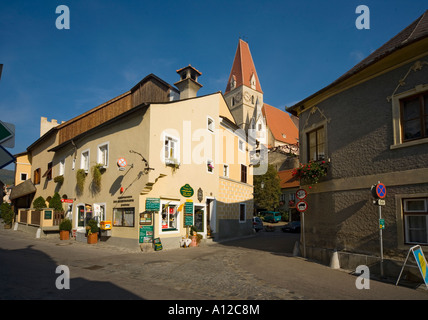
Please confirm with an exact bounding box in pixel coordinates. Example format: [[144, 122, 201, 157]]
[[87, 232, 98, 244], [60, 230, 70, 240]]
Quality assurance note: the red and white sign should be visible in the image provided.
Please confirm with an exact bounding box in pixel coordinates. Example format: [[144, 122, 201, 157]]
[[296, 189, 307, 200], [61, 199, 73, 203], [117, 157, 127, 168], [296, 200, 308, 213]]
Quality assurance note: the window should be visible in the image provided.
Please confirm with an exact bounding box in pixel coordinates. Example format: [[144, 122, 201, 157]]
[[238, 139, 244, 152], [223, 164, 229, 177], [307, 127, 325, 161], [59, 159, 65, 176], [34, 168, 41, 185], [46, 162, 53, 181], [403, 198, 428, 245], [113, 207, 135, 227], [164, 135, 179, 165], [400, 92, 428, 142], [207, 160, 214, 173], [241, 164, 247, 183], [207, 117, 214, 132], [239, 203, 246, 222], [81, 150, 90, 171], [161, 203, 178, 231], [97, 143, 109, 167]]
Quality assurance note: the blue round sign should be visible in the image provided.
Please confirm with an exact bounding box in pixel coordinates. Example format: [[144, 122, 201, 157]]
[[376, 183, 386, 199]]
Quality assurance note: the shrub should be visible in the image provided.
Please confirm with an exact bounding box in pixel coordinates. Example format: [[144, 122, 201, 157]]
[[86, 219, 99, 234], [59, 218, 72, 231], [0, 202, 14, 225], [33, 196, 46, 210], [49, 192, 64, 212]]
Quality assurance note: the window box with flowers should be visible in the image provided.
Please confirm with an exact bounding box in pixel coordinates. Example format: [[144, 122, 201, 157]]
[[292, 160, 329, 187]]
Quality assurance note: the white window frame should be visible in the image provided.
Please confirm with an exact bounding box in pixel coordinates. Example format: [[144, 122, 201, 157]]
[[59, 158, 65, 176], [160, 200, 180, 234], [164, 134, 180, 166], [238, 139, 245, 153], [207, 159, 214, 174], [223, 164, 229, 178], [81, 149, 90, 172], [403, 198, 428, 245], [20, 173, 28, 181], [97, 142, 109, 168]]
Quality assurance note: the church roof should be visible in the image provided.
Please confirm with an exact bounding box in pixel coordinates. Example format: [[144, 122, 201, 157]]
[[262, 104, 299, 145], [225, 39, 263, 94]]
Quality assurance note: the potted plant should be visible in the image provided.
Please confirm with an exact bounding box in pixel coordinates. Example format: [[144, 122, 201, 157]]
[[91, 163, 105, 192], [76, 169, 86, 194], [0, 202, 14, 229], [59, 218, 72, 240], [86, 219, 99, 244], [292, 160, 329, 187], [54, 175, 64, 186]]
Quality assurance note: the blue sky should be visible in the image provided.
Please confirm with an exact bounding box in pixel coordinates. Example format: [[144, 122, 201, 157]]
[[0, 0, 427, 169]]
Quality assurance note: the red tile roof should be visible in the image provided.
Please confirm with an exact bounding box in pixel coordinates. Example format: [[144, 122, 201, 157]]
[[225, 39, 263, 94], [262, 104, 299, 145], [278, 169, 300, 189]]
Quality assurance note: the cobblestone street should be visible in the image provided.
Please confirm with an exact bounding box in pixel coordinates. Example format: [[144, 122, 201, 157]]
[[1, 224, 428, 301]]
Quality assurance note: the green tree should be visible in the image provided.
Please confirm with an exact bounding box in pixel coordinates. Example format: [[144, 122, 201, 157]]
[[0, 202, 14, 226], [254, 164, 281, 211], [49, 192, 64, 212], [33, 196, 46, 210]]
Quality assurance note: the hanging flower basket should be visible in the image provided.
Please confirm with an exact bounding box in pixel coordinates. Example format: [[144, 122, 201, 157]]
[[292, 160, 329, 186]]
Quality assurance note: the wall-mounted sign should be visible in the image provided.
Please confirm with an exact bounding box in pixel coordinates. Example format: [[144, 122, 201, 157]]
[[180, 184, 194, 197], [61, 199, 73, 203], [139, 225, 154, 243], [184, 200, 194, 227], [198, 188, 203, 202], [44, 210, 52, 220], [146, 198, 160, 211], [140, 211, 153, 225], [117, 157, 127, 170]]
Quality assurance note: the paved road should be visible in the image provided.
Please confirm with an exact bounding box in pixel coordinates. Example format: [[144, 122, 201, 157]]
[[1, 223, 427, 302]]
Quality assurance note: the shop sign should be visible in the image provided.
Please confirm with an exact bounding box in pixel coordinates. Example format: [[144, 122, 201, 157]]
[[44, 210, 52, 219], [180, 184, 194, 197], [140, 211, 153, 225], [139, 225, 154, 243], [61, 199, 73, 203], [146, 198, 160, 211], [113, 195, 134, 207], [184, 200, 194, 226]]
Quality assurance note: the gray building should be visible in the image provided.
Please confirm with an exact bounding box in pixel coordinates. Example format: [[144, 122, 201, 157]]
[[287, 11, 428, 273]]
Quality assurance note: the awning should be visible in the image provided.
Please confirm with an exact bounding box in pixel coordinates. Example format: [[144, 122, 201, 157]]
[[9, 179, 36, 200]]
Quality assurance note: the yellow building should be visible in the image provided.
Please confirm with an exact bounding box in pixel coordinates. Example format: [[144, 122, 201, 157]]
[[20, 66, 254, 250]]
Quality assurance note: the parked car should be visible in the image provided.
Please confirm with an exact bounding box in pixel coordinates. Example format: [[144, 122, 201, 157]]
[[252, 217, 263, 232], [261, 211, 282, 223], [281, 221, 301, 233]]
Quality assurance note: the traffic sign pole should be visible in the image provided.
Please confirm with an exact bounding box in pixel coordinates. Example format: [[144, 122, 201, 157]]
[[379, 203, 384, 277]]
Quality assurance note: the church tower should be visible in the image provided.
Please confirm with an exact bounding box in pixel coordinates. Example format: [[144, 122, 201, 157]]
[[224, 39, 264, 133]]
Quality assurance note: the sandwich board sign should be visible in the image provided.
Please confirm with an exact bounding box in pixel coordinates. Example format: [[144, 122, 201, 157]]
[[396, 245, 428, 289]]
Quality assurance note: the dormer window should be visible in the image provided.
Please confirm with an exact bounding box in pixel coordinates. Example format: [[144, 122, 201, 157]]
[[250, 73, 256, 89], [230, 76, 236, 90]]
